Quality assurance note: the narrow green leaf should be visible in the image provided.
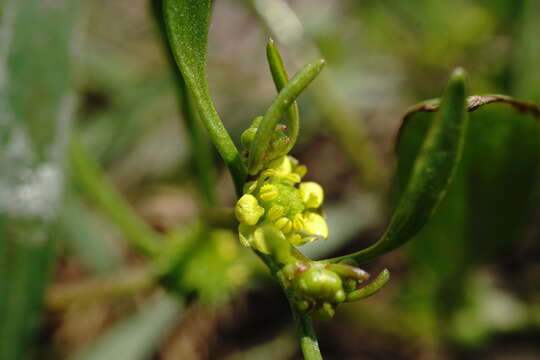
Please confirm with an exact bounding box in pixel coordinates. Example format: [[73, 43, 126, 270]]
[[69, 138, 162, 256], [163, 0, 246, 195], [72, 294, 184, 360], [346, 269, 390, 302], [59, 195, 120, 274], [152, 0, 217, 207], [266, 39, 300, 155], [247, 0, 389, 190], [395, 98, 540, 331], [248, 59, 325, 175], [329, 69, 468, 264]]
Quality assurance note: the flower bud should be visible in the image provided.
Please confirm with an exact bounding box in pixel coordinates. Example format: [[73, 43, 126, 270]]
[[267, 205, 285, 221], [235, 194, 265, 226], [267, 155, 292, 176], [300, 182, 324, 208], [296, 267, 344, 302], [259, 184, 279, 201], [275, 217, 293, 233], [302, 212, 328, 239]]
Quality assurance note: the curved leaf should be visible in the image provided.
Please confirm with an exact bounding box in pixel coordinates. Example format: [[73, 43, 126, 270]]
[[329, 69, 468, 264], [248, 59, 325, 175], [404, 99, 540, 264], [266, 39, 300, 155], [162, 0, 246, 195], [395, 95, 540, 329]]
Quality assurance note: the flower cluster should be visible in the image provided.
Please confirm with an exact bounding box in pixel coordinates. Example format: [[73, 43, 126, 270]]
[[235, 154, 328, 253]]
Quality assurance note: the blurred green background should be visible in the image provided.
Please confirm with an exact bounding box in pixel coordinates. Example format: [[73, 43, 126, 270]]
[[1, 0, 539, 359]]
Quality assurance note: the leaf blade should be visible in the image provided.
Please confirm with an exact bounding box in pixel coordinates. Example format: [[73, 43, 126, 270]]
[[163, 0, 246, 195], [330, 69, 468, 264]]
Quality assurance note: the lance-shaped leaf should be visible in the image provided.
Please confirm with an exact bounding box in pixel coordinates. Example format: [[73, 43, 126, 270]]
[[328, 69, 468, 264], [266, 39, 300, 156], [248, 59, 325, 175], [162, 0, 246, 195], [401, 95, 540, 273], [392, 94, 540, 336]]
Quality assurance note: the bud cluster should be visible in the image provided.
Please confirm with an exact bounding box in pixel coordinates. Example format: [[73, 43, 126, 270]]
[[283, 261, 370, 319], [235, 154, 328, 253]]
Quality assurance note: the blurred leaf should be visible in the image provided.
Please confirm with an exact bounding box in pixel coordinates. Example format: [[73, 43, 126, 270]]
[[59, 195, 121, 274], [159, 226, 248, 304], [72, 294, 184, 360], [330, 69, 468, 264], [0, 0, 79, 359], [513, 0, 540, 102], [69, 138, 162, 256]]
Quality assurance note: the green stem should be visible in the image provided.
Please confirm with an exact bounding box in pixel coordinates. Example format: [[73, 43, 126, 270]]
[[286, 291, 323, 360], [255, 250, 323, 360], [45, 266, 157, 310], [69, 137, 162, 256]]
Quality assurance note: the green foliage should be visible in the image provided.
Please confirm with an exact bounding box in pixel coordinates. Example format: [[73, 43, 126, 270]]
[[2, 1, 539, 359], [0, 1, 79, 359]]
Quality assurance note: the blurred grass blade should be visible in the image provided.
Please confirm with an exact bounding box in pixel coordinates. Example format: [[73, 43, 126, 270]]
[[330, 69, 468, 264], [72, 294, 184, 360], [248, 59, 325, 175], [59, 195, 120, 274], [266, 39, 300, 155], [163, 0, 246, 195], [513, 0, 540, 102], [69, 137, 162, 256], [0, 0, 79, 359]]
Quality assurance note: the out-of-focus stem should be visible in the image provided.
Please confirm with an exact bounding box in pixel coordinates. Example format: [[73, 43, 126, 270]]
[[69, 138, 162, 256], [45, 267, 157, 310], [246, 0, 389, 191]]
